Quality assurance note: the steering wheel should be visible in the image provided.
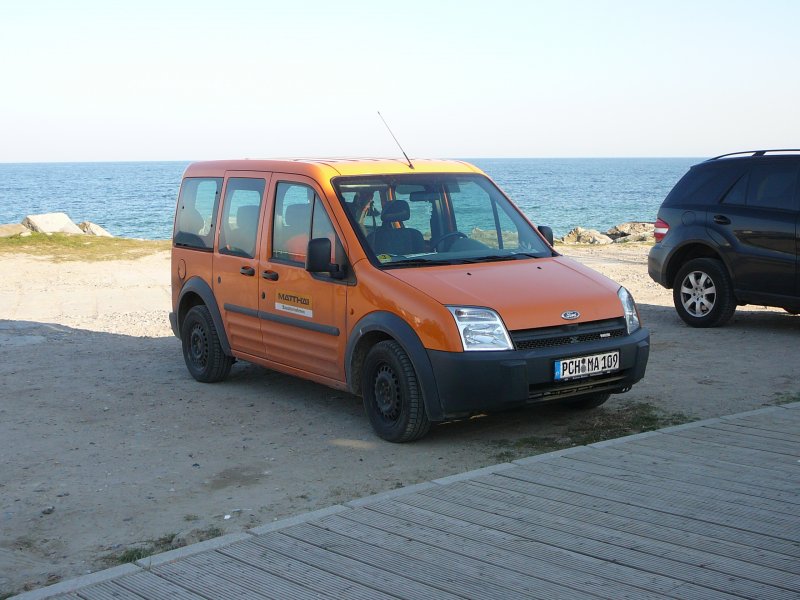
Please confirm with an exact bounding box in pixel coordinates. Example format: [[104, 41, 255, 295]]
[[433, 231, 467, 251]]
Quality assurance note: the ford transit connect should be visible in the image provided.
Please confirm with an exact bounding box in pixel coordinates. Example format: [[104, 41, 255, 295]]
[[170, 159, 649, 441]]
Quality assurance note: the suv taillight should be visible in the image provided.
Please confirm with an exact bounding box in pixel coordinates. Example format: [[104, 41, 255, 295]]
[[654, 218, 669, 242]]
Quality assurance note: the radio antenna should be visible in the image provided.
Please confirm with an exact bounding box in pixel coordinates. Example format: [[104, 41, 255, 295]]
[[377, 111, 414, 169]]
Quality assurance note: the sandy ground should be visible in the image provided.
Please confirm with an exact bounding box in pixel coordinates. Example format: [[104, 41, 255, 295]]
[[1, 245, 798, 595]]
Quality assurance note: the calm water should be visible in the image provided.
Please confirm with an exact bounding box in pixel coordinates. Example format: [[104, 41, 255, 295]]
[[0, 158, 699, 239]]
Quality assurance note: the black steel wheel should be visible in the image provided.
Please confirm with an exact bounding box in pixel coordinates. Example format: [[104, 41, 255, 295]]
[[181, 305, 233, 382], [673, 258, 736, 328], [362, 340, 430, 442]]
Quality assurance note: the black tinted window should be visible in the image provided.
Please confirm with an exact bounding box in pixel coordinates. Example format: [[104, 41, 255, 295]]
[[663, 164, 744, 207], [747, 164, 799, 210], [721, 174, 747, 206]]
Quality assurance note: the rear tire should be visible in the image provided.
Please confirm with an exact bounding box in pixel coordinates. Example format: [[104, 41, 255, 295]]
[[362, 340, 431, 442], [672, 258, 736, 328], [566, 392, 610, 410], [181, 305, 233, 382]]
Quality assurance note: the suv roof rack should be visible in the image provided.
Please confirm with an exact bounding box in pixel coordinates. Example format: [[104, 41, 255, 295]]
[[708, 149, 800, 161]]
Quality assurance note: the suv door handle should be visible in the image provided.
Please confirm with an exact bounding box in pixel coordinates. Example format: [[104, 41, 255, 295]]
[[261, 270, 279, 281], [713, 214, 731, 225], [240, 266, 256, 276]]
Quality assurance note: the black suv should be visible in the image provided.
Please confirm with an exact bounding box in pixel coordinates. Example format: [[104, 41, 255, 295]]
[[649, 150, 799, 327]]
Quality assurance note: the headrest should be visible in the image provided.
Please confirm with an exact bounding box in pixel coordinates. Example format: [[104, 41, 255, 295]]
[[381, 200, 410, 223], [285, 202, 311, 227]]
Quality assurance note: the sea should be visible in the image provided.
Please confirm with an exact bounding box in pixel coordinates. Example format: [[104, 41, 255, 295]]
[[0, 158, 700, 240]]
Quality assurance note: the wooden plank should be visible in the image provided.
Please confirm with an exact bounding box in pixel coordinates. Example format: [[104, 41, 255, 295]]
[[419, 481, 800, 591], [76, 582, 150, 599], [632, 435, 800, 471], [279, 522, 581, 600], [181, 553, 338, 600], [566, 447, 800, 506], [704, 420, 800, 443], [366, 495, 800, 583], [467, 471, 800, 559], [401, 488, 797, 599], [494, 466, 799, 541], [248, 533, 464, 600], [217, 539, 397, 600], [594, 443, 798, 492], [316, 512, 657, 600], [664, 427, 800, 456], [340, 506, 673, 599], [153, 558, 287, 599], [525, 457, 800, 516], [113, 570, 208, 599]]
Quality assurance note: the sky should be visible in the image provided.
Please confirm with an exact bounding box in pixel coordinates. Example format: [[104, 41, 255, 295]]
[[1, 0, 799, 162]]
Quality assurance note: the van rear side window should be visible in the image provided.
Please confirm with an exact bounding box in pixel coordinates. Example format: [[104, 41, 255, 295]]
[[174, 177, 222, 250]]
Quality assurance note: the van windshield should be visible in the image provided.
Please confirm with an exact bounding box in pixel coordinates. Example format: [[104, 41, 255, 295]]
[[334, 174, 551, 267]]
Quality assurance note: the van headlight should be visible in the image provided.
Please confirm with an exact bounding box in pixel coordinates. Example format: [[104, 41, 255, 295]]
[[447, 307, 513, 351], [618, 287, 641, 334]]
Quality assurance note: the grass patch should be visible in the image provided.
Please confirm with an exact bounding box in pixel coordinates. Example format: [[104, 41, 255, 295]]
[[491, 401, 691, 462], [0, 232, 169, 261], [771, 391, 800, 405], [111, 526, 225, 565]]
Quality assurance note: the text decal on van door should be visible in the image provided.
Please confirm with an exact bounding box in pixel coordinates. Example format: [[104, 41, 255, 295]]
[[276, 291, 313, 318]]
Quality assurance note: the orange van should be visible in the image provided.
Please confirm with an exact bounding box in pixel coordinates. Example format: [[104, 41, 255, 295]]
[[170, 159, 649, 442]]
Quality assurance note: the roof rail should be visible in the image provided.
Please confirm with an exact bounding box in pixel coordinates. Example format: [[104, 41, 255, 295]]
[[708, 149, 800, 161]]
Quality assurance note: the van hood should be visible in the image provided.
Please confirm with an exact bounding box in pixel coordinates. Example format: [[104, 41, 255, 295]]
[[386, 256, 624, 331]]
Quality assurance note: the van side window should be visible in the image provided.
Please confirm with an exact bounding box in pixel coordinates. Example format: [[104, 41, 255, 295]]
[[218, 178, 266, 258], [174, 177, 221, 250], [272, 182, 341, 268], [272, 183, 315, 263]]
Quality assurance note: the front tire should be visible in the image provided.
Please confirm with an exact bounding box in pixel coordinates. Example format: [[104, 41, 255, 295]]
[[181, 305, 233, 382], [362, 340, 431, 442], [672, 258, 736, 328]]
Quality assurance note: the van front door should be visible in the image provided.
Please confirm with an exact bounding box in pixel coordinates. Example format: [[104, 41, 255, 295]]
[[258, 176, 348, 384], [212, 174, 269, 356]]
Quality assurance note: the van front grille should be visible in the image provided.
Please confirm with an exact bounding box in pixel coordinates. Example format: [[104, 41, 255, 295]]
[[511, 318, 627, 351]]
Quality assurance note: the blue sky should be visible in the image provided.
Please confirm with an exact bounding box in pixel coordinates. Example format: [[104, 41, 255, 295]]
[[1, 0, 798, 161]]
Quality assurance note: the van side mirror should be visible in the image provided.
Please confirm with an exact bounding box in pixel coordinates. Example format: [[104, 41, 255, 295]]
[[306, 238, 345, 279], [537, 225, 554, 246]]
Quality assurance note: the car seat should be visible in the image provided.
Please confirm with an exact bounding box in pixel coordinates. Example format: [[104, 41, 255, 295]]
[[367, 200, 425, 255]]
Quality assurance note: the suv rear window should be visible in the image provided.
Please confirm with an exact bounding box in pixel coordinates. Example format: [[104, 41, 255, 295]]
[[663, 164, 744, 207]]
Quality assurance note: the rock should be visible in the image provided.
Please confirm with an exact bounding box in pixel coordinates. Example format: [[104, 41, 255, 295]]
[[78, 221, 113, 237], [561, 227, 613, 245], [613, 232, 655, 243], [41, 506, 55, 515], [22, 213, 83, 235], [0, 223, 29, 238], [606, 222, 655, 239]]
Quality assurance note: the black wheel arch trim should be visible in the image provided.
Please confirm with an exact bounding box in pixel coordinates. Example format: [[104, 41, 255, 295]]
[[663, 237, 733, 288], [345, 311, 444, 421], [177, 277, 232, 355]]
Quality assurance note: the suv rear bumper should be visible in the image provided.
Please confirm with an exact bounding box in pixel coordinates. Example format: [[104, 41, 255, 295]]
[[648, 243, 671, 287], [426, 327, 650, 418]]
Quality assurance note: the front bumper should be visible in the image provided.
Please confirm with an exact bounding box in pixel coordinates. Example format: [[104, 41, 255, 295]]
[[426, 327, 650, 419]]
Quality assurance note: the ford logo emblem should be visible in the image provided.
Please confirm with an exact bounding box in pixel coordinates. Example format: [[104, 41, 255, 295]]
[[561, 310, 580, 320]]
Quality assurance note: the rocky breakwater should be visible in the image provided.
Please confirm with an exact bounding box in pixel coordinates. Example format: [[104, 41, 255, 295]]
[[560, 221, 655, 245], [0, 212, 113, 238]]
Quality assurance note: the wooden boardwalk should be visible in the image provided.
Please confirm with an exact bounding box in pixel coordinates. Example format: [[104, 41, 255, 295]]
[[18, 404, 800, 599]]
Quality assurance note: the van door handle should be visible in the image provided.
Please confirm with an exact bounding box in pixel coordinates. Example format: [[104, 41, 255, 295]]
[[713, 214, 731, 225], [240, 266, 256, 276], [261, 270, 279, 281]]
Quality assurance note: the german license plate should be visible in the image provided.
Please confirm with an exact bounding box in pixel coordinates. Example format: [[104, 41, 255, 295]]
[[554, 351, 619, 381]]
